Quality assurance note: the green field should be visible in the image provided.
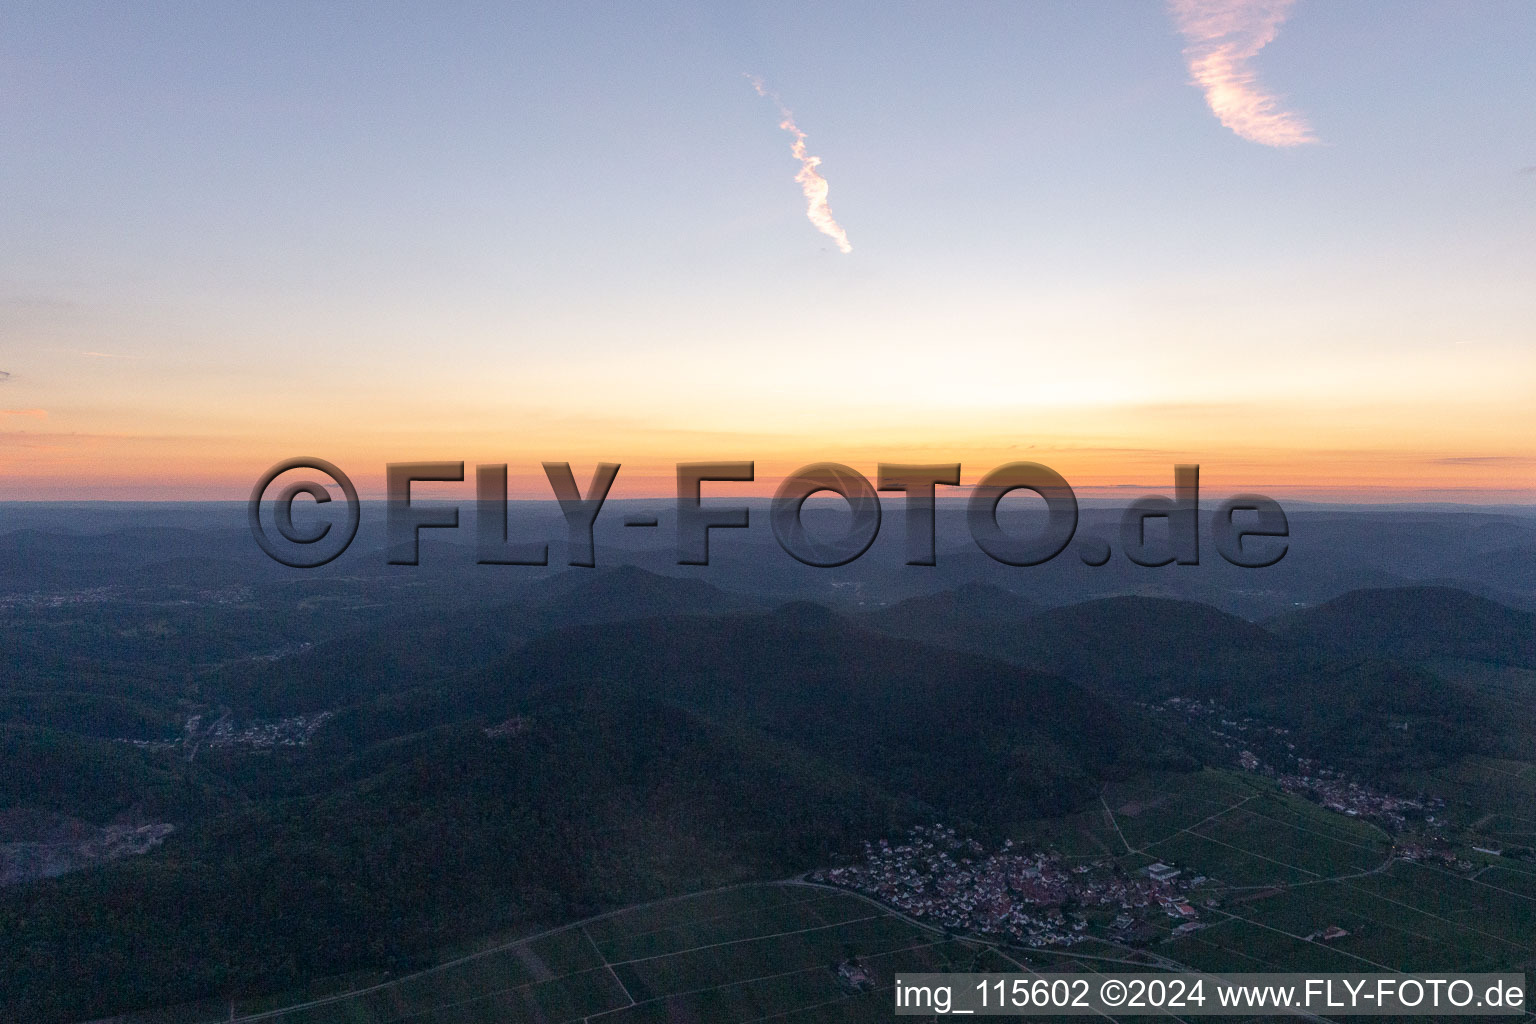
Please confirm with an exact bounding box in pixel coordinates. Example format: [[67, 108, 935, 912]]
[[1018, 767, 1536, 992], [120, 765, 1536, 1024], [1142, 768, 1536, 982], [117, 884, 1010, 1024]]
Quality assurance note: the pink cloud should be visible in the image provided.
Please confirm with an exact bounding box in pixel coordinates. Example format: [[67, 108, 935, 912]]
[[1168, 0, 1317, 147], [749, 77, 853, 254]]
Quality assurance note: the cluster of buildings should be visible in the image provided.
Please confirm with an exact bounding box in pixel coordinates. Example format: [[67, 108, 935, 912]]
[[1141, 696, 1440, 832], [1264, 759, 1432, 829], [0, 586, 118, 610], [194, 709, 334, 750], [1, 583, 255, 610], [832, 958, 873, 992], [252, 640, 314, 662], [1392, 840, 1498, 873], [483, 715, 532, 738], [809, 825, 1206, 948], [1143, 696, 1295, 752], [117, 710, 334, 753], [188, 585, 254, 604]]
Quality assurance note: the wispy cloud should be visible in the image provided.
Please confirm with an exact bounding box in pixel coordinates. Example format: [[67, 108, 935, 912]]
[[749, 77, 853, 254], [1167, 0, 1316, 147], [1432, 455, 1536, 466], [1, 408, 46, 419]]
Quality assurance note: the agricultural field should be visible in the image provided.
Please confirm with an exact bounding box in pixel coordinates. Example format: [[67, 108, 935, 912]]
[[1389, 756, 1536, 847], [1144, 768, 1536, 980], [115, 884, 1015, 1024], [116, 766, 1536, 1024], [1014, 768, 1536, 982]]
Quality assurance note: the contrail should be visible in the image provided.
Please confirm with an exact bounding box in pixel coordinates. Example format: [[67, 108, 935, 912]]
[[750, 77, 853, 253], [1167, 0, 1316, 147]]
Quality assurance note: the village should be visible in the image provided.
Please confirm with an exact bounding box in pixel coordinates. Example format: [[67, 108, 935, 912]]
[[1144, 696, 1445, 829], [115, 709, 334, 755], [811, 696, 1521, 953], [1138, 696, 1532, 876], [809, 824, 1213, 949]]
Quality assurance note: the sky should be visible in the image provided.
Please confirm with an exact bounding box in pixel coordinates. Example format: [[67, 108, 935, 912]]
[[1, 1, 1533, 501]]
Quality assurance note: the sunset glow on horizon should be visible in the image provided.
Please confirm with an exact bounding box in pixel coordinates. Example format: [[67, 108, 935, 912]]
[[1, 2, 1532, 503]]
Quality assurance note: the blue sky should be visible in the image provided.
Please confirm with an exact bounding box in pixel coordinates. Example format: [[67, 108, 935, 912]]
[[1, 2, 1533, 498]]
